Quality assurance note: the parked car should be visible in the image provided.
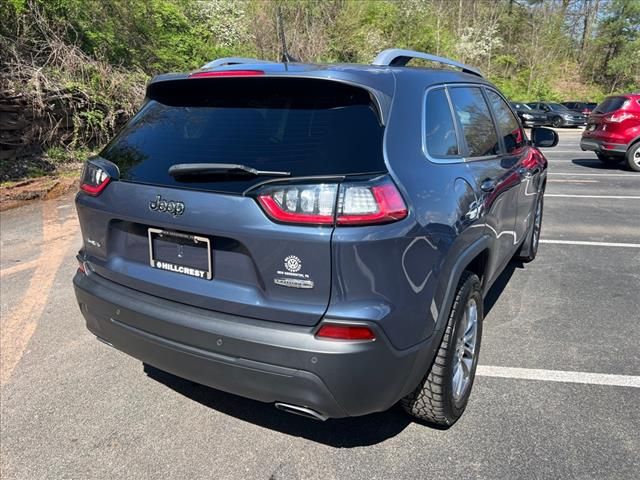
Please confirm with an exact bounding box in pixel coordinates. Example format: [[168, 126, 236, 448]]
[[510, 102, 548, 127], [73, 49, 556, 427], [562, 101, 598, 116], [528, 102, 587, 127], [581, 93, 640, 171]]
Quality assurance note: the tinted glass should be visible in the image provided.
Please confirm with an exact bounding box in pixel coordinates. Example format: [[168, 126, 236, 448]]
[[449, 87, 499, 157], [594, 96, 628, 114], [101, 78, 386, 193], [547, 103, 570, 111], [425, 89, 459, 157], [487, 90, 525, 154]]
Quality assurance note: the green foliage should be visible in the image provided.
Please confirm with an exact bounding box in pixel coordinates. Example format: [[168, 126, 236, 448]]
[[3, 0, 639, 181]]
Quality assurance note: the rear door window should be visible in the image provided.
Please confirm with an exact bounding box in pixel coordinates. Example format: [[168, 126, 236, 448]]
[[448, 87, 499, 157], [101, 78, 386, 194], [424, 88, 459, 157], [486, 89, 525, 154], [594, 96, 628, 114]]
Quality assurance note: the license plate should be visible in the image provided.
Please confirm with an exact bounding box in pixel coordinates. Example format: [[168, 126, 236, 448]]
[[148, 228, 212, 280]]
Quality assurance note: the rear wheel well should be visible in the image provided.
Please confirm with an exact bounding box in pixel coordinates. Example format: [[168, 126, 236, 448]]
[[465, 249, 489, 288]]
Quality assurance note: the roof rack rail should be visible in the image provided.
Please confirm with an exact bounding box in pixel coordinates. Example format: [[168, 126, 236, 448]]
[[372, 49, 483, 78], [201, 57, 275, 69]]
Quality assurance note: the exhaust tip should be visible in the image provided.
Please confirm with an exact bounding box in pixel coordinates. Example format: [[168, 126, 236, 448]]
[[274, 402, 328, 421]]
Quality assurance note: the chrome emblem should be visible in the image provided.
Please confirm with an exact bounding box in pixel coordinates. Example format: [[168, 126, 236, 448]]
[[149, 194, 185, 216]]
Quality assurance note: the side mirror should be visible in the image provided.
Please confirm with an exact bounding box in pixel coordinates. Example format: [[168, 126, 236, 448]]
[[531, 127, 559, 148]]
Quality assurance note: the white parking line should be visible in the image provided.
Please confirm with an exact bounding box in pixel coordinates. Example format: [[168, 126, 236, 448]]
[[548, 173, 640, 177], [477, 366, 640, 388], [545, 194, 640, 199], [548, 179, 599, 183], [540, 239, 640, 248], [545, 159, 600, 162]]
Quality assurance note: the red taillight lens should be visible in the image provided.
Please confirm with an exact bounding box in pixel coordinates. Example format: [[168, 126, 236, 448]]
[[337, 182, 408, 225], [606, 111, 634, 123], [257, 184, 338, 225], [189, 70, 264, 78], [255, 178, 407, 226], [80, 162, 110, 196], [316, 323, 376, 341]]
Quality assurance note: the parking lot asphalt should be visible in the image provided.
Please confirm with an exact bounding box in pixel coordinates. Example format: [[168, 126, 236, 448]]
[[1, 129, 639, 479]]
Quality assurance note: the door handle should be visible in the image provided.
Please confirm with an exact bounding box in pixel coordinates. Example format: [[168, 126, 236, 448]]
[[480, 179, 497, 193], [517, 166, 540, 178], [517, 167, 532, 178]]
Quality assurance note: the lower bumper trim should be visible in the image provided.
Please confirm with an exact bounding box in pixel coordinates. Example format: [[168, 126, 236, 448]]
[[580, 138, 626, 153]]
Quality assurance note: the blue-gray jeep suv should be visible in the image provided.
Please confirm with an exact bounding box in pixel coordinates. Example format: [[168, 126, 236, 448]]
[[73, 49, 557, 427]]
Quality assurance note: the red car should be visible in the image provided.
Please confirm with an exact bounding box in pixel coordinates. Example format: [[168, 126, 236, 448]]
[[581, 93, 640, 171]]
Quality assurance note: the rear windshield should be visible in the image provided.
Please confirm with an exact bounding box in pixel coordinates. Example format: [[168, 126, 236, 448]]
[[101, 78, 386, 193], [593, 96, 628, 114]]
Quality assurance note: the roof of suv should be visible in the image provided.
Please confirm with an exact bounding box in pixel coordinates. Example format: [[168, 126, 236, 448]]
[[147, 49, 492, 125]]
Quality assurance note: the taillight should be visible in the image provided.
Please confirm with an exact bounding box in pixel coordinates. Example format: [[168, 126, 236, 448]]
[[337, 182, 408, 225], [255, 177, 408, 226], [606, 111, 634, 123], [80, 162, 110, 196], [315, 323, 376, 341], [189, 70, 264, 78], [257, 184, 338, 225]]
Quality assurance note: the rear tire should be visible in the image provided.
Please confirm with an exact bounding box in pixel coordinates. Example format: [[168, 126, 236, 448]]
[[402, 272, 483, 428], [596, 153, 623, 165], [516, 193, 543, 262], [626, 143, 640, 172]]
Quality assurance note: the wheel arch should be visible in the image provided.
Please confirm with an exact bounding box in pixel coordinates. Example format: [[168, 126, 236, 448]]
[[397, 236, 493, 401]]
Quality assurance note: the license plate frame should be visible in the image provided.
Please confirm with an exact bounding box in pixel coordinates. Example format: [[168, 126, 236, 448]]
[[148, 228, 212, 280]]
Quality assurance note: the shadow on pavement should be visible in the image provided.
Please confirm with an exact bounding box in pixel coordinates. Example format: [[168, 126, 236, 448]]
[[571, 158, 628, 170], [144, 365, 413, 447], [484, 260, 520, 317]]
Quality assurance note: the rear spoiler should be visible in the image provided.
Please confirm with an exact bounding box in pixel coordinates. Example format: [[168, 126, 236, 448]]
[[146, 72, 393, 126]]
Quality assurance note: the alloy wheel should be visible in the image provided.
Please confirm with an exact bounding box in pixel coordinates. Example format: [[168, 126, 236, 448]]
[[452, 298, 479, 402]]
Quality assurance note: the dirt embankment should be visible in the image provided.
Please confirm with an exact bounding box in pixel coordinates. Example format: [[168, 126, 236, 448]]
[[0, 176, 79, 211]]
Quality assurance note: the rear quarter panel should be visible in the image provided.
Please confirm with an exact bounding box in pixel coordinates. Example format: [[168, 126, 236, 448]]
[[328, 73, 492, 350]]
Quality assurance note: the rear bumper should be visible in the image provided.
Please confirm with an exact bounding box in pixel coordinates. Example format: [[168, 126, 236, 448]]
[[561, 118, 586, 126], [580, 138, 627, 154], [73, 271, 429, 418], [522, 119, 547, 127]]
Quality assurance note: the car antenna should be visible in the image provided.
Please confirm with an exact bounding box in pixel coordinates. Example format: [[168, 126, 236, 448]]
[[276, 4, 299, 67]]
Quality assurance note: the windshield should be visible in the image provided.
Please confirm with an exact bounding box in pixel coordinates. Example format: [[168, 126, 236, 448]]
[[511, 103, 532, 110], [547, 103, 570, 112], [101, 78, 386, 194]]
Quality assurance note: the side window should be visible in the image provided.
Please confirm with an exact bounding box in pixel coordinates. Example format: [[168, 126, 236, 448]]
[[424, 88, 459, 157], [486, 89, 525, 154], [448, 87, 499, 157]]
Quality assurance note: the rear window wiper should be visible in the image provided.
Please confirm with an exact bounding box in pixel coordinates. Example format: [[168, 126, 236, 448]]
[[168, 163, 291, 178]]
